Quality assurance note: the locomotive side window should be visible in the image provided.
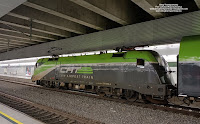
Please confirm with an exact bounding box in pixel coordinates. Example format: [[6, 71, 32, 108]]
[[137, 59, 145, 68], [112, 53, 125, 57], [48, 58, 59, 61]]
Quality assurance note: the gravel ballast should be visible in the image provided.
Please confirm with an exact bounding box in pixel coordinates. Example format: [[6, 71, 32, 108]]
[[0, 80, 199, 124]]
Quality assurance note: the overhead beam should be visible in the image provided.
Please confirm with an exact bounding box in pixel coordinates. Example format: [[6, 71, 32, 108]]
[[0, 27, 54, 40], [24, 0, 107, 30], [194, 0, 200, 9], [0, 47, 16, 52], [11, 5, 87, 34], [0, 45, 19, 50], [0, 24, 58, 40], [0, 28, 49, 42], [0, 43, 17, 47], [0, 48, 20, 53], [0, 45, 26, 50], [0, 15, 71, 37], [0, 45, 25, 51], [0, 30, 47, 43], [0, 40, 29, 46], [130, 0, 164, 18], [0, 10, 200, 60], [69, 0, 135, 25], [0, 34, 37, 45], [0, 45, 18, 49], [0, 37, 32, 46], [0, 33, 39, 44]]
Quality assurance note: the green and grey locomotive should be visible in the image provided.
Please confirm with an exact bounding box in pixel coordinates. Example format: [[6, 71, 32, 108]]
[[32, 50, 175, 103]]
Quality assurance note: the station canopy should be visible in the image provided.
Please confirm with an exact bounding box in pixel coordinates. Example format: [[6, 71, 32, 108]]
[[0, 0, 200, 60]]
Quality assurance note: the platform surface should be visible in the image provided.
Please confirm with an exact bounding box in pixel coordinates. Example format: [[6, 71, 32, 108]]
[[0, 103, 44, 124], [0, 75, 32, 84]]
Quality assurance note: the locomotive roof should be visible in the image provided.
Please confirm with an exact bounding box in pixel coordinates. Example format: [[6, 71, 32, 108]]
[[37, 50, 158, 64], [33, 50, 159, 76]]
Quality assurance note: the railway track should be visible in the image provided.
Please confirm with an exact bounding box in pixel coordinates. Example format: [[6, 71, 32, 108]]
[[0, 89, 102, 124], [0, 78, 200, 119]]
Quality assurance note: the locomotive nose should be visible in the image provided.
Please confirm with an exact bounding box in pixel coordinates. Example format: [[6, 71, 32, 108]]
[[31, 75, 37, 82]]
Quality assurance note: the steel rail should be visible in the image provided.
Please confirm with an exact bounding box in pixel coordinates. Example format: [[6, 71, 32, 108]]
[[0, 82, 102, 124]]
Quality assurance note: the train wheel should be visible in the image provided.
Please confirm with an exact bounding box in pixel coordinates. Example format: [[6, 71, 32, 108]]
[[124, 90, 139, 102], [98, 92, 106, 97], [44, 81, 52, 88], [96, 89, 106, 97], [54, 82, 60, 89], [40, 80, 45, 86], [145, 95, 168, 105], [36, 80, 40, 85]]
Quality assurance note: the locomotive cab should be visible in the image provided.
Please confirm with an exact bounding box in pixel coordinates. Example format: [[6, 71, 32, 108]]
[[160, 56, 175, 86], [150, 51, 175, 86], [32, 58, 49, 83], [35, 58, 49, 68]]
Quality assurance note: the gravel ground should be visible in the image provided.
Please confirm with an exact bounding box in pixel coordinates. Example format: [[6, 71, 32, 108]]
[[0, 80, 199, 124]]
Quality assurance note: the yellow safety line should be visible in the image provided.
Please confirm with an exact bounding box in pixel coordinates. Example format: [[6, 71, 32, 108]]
[[0, 111, 23, 124]]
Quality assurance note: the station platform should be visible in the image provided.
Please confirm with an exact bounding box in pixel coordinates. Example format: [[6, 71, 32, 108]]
[[0, 103, 43, 124], [0, 75, 33, 84], [0, 74, 31, 79]]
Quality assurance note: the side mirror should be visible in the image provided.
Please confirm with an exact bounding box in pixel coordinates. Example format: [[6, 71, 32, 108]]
[[168, 70, 176, 73], [159, 66, 165, 71], [159, 66, 168, 74]]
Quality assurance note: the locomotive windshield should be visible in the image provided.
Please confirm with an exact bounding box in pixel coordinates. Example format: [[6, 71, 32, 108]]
[[160, 56, 171, 72], [35, 59, 45, 68], [149, 51, 175, 85], [150, 51, 170, 72], [35, 62, 44, 68]]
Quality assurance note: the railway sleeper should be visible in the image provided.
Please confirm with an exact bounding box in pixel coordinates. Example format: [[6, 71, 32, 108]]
[[17, 105, 35, 110], [25, 109, 45, 115], [29, 110, 48, 117], [14, 103, 31, 108], [33, 111, 50, 118], [48, 117, 69, 124], [54, 119, 73, 124], [9, 102, 31, 107], [20, 107, 38, 113], [37, 113, 57, 120], [41, 115, 61, 122]]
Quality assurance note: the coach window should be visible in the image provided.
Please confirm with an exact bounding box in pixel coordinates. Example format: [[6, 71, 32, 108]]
[[137, 59, 145, 68]]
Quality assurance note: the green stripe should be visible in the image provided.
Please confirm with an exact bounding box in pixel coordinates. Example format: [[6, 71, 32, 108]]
[[77, 72, 93, 74], [77, 70, 93, 72]]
